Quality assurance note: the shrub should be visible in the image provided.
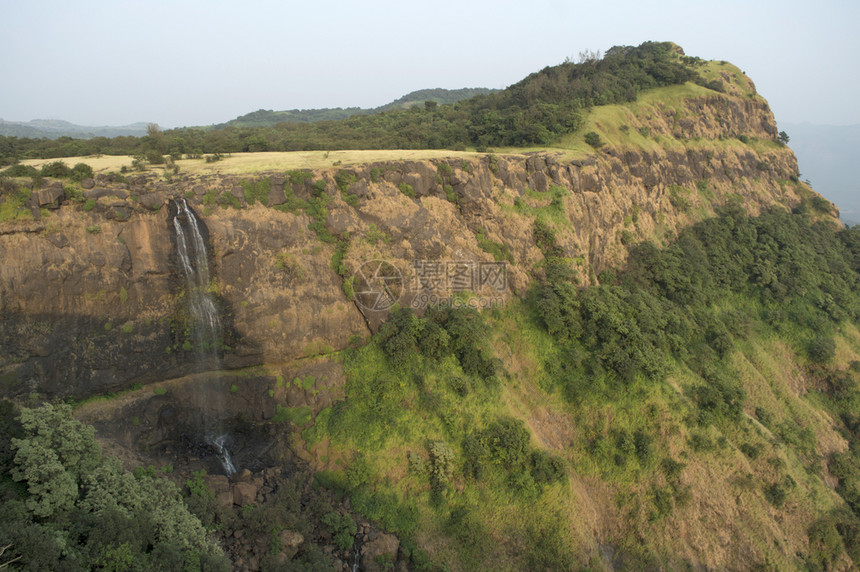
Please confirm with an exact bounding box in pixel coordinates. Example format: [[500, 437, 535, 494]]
[[740, 443, 760, 459], [311, 179, 327, 197], [529, 450, 565, 484], [2, 164, 39, 178], [428, 441, 455, 492], [146, 150, 165, 164], [240, 178, 270, 206], [764, 482, 787, 508], [398, 183, 415, 198], [70, 163, 93, 182], [584, 131, 603, 148], [480, 417, 530, 465], [810, 196, 832, 214], [322, 512, 357, 551], [808, 337, 836, 364], [668, 185, 691, 212], [40, 161, 71, 178]]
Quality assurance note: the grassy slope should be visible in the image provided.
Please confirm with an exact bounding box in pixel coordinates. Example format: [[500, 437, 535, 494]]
[[285, 291, 857, 570]]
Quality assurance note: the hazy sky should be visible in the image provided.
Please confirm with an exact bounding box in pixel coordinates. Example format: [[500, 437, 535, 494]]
[[1, 0, 858, 129]]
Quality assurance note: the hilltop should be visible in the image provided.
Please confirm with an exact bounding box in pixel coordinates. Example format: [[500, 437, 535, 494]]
[[2, 42, 860, 571], [0, 41, 736, 160]]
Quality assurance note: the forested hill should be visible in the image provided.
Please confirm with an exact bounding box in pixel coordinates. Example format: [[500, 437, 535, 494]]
[[219, 88, 498, 129], [0, 41, 726, 162]]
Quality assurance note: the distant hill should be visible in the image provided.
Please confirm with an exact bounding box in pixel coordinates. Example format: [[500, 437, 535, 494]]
[[0, 118, 149, 139], [374, 87, 499, 111], [783, 122, 860, 224], [219, 87, 498, 128]]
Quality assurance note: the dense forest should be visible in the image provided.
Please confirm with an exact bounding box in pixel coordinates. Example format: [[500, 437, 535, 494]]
[[0, 42, 710, 165]]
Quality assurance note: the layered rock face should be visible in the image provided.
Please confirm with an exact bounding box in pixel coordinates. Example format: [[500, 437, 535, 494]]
[[0, 94, 808, 400]]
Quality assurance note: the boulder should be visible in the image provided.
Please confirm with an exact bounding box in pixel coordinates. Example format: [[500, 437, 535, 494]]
[[268, 184, 287, 206], [230, 468, 253, 483], [138, 193, 165, 211], [360, 532, 399, 572], [232, 481, 258, 506], [80, 178, 95, 189], [45, 233, 69, 249], [278, 530, 304, 559], [204, 475, 233, 508], [27, 186, 65, 209]]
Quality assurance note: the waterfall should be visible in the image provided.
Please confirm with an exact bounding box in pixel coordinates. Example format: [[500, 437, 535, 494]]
[[172, 198, 220, 353], [211, 434, 237, 476], [352, 544, 360, 572], [171, 198, 236, 476]]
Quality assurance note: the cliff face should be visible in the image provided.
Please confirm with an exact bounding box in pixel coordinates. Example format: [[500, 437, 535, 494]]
[[0, 91, 811, 401]]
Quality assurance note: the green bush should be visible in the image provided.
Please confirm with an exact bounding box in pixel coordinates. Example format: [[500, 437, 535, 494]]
[[145, 150, 165, 164], [764, 482, 787, 508], [240, 177, 270, 206], [808, 337, 836, 363], [2, 164, 39, 178], [398, 183, 415, 198], [70, 162, 93, 182], [40, 161, 71, 178], [311, 179, 327, 197], [584, 131, 603, 148]]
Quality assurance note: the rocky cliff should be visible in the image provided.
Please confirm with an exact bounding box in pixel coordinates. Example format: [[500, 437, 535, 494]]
[[0, 88, 811, 401], [2, 72, 848, 572]]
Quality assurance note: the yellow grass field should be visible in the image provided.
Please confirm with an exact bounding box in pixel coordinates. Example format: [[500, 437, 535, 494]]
[[21, 149, 510, 176]]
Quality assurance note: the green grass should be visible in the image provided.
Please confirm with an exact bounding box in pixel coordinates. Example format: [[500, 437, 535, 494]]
[[240, 177, 271, 206], [475, 228, 514, 263], [504, 184, 570, 228], [0, 188, 34, 222]]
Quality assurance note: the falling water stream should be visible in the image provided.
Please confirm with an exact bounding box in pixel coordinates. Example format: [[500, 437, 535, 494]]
[[172, 198, 236, 476]]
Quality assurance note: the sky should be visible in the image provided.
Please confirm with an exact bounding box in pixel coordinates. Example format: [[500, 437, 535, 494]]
[[1, 0, 858, 129]]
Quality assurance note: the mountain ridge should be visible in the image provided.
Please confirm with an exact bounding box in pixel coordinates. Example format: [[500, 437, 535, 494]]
[[0, 118, 150, 139]]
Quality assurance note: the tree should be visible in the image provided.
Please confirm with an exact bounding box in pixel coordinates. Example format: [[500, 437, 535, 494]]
[[584, 131, 604, 148], [4, 403, 228, 570], [11, 403, 101, 518], [778, 130, 790, 145], [145, 123, 161, 138]]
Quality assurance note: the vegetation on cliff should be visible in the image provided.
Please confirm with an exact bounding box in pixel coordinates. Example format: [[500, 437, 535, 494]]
[[299, 201, 860, 570]]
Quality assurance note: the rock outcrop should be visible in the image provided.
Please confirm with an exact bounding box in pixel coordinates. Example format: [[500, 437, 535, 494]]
[[0, 91, 810, 401]]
